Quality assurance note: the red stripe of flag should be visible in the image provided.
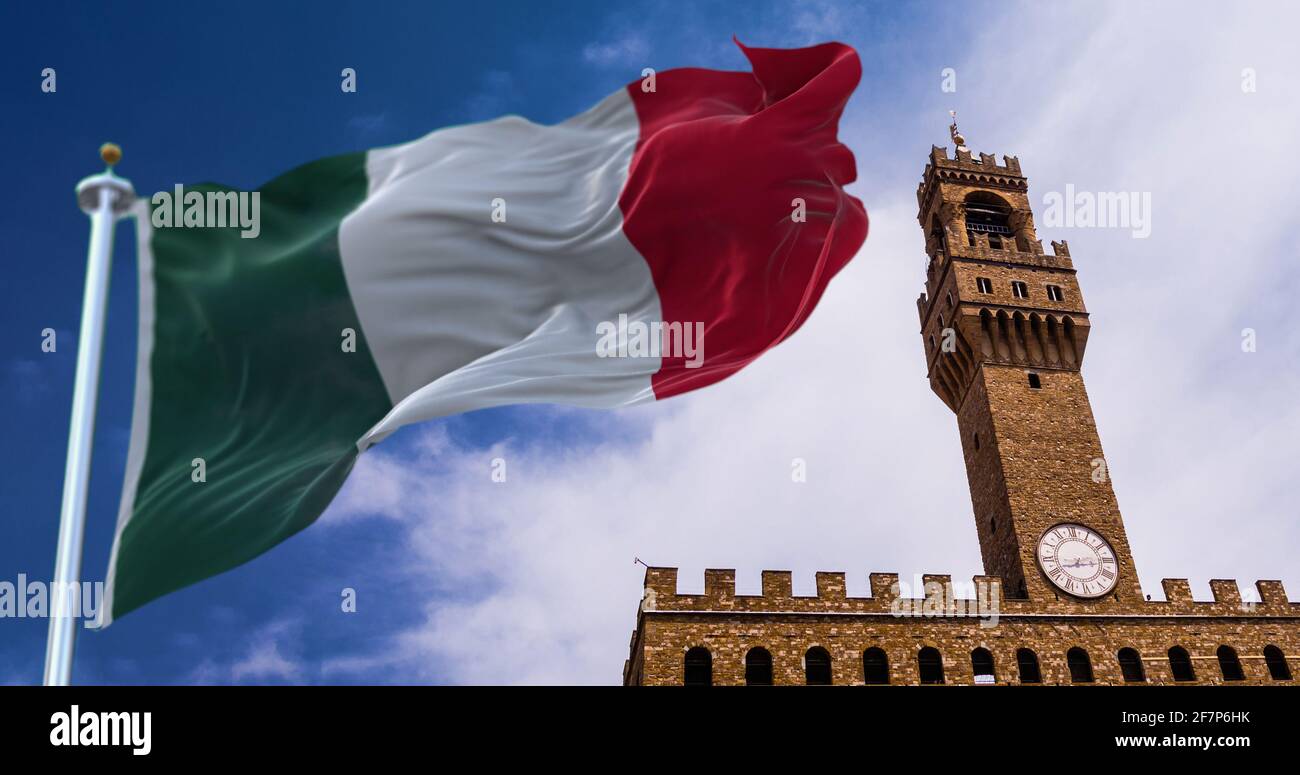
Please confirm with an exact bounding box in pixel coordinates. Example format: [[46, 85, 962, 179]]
[[619, 40, 869, 399]]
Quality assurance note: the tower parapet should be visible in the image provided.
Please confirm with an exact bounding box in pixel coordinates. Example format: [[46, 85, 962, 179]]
[[638, 567, 1296, 616]]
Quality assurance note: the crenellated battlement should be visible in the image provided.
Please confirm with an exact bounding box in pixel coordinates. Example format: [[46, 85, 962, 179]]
[[923, 235, 1075, 275], [929, 144, 1024, 175], [640, 567, 1299, 618], [916, 145, 1026, 210]]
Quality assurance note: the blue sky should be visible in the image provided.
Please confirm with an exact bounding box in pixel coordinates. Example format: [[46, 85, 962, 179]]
[[3, 1, 1299, 684], [0, 0, 937, 685]]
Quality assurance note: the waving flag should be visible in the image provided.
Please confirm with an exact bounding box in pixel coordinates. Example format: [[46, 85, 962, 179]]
[[98, 41, 867, 626]]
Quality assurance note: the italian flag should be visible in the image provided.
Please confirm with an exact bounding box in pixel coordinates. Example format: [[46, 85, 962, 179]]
[[98, 41, 867, 626]]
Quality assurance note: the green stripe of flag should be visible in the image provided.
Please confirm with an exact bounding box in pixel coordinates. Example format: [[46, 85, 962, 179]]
[[106, 152, 392, 624]]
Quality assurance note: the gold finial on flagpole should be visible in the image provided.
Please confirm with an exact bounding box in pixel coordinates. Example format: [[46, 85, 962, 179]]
[[77, 144, 135, 216], [99, 142, 122, 167]]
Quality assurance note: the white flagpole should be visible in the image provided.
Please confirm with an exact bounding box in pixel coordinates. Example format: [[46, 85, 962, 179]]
[[43, 144, 136, 686]]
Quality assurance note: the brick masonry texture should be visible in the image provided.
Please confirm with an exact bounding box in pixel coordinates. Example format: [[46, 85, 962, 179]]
[[623, 144, 1300, 686], [623, 568, 1299, 685]]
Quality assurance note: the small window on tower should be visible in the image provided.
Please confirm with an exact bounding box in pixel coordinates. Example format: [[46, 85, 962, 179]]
[[862, 648, 890, 685], [745, 647, 774, 686], [946, 291, 954, 308], [1046, 284, 1064, 302], [976, 277, 993, 294], [1011, 281, 1029, 299], [971, 648, 996, 683], [973, 433, 980, 450], [1168, 647, 1196, 682], [1118, 648, 1146, 683], [1265, 645, 1292, 681], [918, 647, 945, 685], [1068, 648, 1095, 683], [1027, 373, 1042, 389], [804, 646, 833, 685], [1016, 648, 1042, 683], [683, 647, 713, 686]]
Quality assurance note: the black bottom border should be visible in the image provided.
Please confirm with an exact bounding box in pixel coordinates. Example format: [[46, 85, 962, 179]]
[[5, 684, 1292, 760]]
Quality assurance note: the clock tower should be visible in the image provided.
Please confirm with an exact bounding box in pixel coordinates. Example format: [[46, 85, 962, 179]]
[[625, 120, 1300, 687], [913, 118, 1141, 604]]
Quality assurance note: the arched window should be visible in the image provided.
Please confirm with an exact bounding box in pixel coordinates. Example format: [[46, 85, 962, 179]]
[[929, 214, 948, 254], [964, 191, 1012, 249], [862, 648, 890, 685], [683, 647, 712, 686], [1117, 648, 1145, 682], [745, 647, 773, 686], [1061, 316, 1079, 365], [918, 647, 945, 685], [1217, 645, 1245, 682], [805, 646, 832, 685], [1067, 647, 1094, 683], [1168, 646, 1195, 682], [1264, 645, 1292, 681], [971, 647, 996, 683], [1016, 648, 1041, 684]]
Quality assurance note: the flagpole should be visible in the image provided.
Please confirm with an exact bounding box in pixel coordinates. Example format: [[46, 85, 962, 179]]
[[43, 144, 136, 686]]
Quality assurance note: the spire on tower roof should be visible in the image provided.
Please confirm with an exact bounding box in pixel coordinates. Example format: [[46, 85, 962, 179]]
[[948, 110, 969, 153]]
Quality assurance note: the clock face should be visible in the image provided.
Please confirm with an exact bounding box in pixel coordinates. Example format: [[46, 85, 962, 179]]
[[1036, 523, 1118, 598]]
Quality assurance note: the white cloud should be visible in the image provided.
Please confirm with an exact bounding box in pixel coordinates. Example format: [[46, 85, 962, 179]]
[[320, 1, 1300, 684], [347, 113, 389, 137], [462, 70, 521, 122], [785, 0, 855, 45], [189, 619, 304, 685], [581, 34, 650, 67]]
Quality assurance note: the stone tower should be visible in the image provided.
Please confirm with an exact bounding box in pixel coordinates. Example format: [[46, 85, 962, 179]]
[[622, 125, 1299, 688], [913, 119, 1138, 604]]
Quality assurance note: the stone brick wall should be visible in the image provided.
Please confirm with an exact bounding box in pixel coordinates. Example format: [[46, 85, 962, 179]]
[[955, 372, 1023, 595], [968, 365, 1142, 603], [624, 569, 1300, 686]]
